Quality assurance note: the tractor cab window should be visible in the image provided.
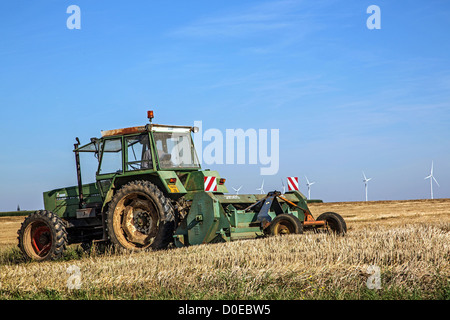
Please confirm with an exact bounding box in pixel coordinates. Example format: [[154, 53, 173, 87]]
[[74, 139, 101, 183], [125, 134, 152, 171], [99, 138, 123, 175], [153, 130, 200, 169]]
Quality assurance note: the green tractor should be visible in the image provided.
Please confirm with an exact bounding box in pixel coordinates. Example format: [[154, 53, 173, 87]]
[[17, 111, 346, 261]]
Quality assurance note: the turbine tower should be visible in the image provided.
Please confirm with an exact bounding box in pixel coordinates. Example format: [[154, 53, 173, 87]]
[[305, 176, 315, 199], [362, 171, 372, 202], [424, 161, 439, 199], [232, 185, 243, 195], [256, 180, 265, 194], [280, 179, 286, 194]]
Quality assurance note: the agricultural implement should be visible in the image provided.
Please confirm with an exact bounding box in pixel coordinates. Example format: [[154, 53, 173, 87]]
[[17, 111, 346, 261]]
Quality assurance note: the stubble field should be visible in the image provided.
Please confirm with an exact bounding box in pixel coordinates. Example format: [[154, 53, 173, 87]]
[[0, 199, 449, 300]]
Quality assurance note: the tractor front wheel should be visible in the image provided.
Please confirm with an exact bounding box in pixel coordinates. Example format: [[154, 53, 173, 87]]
[[17, 210, 68, 261], [269, 214, 303, 236]]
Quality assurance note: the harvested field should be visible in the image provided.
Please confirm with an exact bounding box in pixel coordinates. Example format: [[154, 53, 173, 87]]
[[0, 199, 449, 300], [0, 216, 23, 247], [308, 198, 449, 229]]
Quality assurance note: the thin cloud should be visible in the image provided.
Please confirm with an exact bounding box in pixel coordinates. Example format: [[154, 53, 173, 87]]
[[169, 0, 322, 39]]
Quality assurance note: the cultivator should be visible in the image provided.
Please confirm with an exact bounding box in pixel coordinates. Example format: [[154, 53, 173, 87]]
[[17, 111, 346, 261]]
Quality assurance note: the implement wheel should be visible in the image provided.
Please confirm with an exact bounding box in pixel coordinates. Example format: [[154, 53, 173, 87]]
[[316, 212, 347, 235], [17, 210, 68, 261], [106, 180, 175, 251], [269, 214, 303, 236]]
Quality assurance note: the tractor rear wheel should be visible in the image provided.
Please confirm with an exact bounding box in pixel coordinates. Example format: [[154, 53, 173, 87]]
[[106, 180, 175, 251], [17, 210, 68, 261], [316, 212, 347, 235], [269, 214, 303, 236]]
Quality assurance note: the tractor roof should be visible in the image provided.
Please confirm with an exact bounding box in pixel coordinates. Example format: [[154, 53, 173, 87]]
[[100, 124, 195, 138], [100, 111, 197, 138], [101, 125, 146, 138]]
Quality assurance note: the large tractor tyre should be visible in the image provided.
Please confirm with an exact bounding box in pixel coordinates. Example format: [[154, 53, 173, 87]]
[[17, 210, 68, 261], [269, 214, 303, 236], [316, 212, 347, 235], [106, 180, 175, 251]]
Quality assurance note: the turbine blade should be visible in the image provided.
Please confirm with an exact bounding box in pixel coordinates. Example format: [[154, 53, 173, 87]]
[[433, 176, 440, 187]]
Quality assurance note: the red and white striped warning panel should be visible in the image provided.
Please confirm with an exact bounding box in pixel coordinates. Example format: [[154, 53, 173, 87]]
[[204, 176, 218, 192], [287, 177, 299, 191]]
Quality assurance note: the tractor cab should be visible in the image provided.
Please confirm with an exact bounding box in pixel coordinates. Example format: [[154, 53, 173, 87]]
[[73, 112, 207, 199], [76, 115, 201, 175], [95, 124, 201, 173]]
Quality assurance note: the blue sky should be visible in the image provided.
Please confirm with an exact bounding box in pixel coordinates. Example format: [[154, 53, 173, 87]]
[[0, 0, 449, 210]]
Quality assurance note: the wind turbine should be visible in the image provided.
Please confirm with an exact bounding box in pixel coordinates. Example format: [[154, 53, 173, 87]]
[[232, 185, 243, 195], [305, 176, 315, 199], [256, 180, 265, 194], [280, 179, 286, 194], [424, 161, 439, 199], [362, 171, 372, 202]]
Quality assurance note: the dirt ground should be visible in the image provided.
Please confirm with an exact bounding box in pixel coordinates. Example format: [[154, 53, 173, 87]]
[[1, 198, 449, 247]]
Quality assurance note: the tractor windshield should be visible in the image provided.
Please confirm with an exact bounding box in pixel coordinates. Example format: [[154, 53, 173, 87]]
[[153, 130, 200, 169]]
